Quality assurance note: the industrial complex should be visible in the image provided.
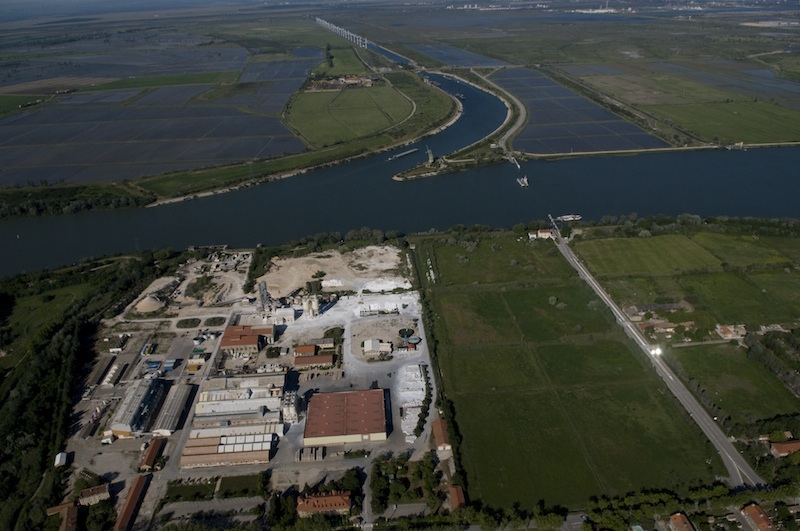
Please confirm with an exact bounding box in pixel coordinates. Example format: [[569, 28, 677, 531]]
[[57, 245, 444, 529]]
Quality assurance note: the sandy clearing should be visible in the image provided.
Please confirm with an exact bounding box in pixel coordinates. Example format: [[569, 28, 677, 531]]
[[259, 245, 407, 298], [350, 317, 420, 362]]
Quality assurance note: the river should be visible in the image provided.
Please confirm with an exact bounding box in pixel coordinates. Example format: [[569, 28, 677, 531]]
[[1, 73, 799, 278]]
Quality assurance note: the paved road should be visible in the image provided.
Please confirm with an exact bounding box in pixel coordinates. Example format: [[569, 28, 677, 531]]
[[549, 218, 765, 488]]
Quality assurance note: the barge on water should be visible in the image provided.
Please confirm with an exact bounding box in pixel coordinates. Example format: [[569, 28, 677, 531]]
[[387, 148, 419, 161]]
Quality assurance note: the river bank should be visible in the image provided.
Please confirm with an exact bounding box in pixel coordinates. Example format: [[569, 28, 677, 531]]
[[146, 73, 468, 208]]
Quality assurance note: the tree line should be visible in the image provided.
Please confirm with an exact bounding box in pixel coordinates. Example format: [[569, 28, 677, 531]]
[[0, 248, 194, 529]]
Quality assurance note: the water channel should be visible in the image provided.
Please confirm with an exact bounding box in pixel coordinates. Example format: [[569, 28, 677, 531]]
[[2, 73, 799, 278]]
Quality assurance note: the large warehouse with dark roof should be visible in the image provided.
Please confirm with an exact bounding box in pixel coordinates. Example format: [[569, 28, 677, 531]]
[[303, 389, 388, 446]]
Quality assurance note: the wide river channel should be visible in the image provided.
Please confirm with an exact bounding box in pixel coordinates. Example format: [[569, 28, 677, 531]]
[[2, 74, 799, 278]]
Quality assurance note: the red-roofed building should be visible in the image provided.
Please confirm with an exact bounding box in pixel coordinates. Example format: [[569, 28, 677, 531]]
[[114, 475, 149, 531], [669, 512, 696, 531], [297, 491, 352, 517], [140, 437, 166, 471], [741, 504, 775, 531], [449, 485, 466, 509], [303, 389, 387, 446], [78, 484, 111, 506], [294, 354, 334, 368], [47, 504, 78, 531], [220, 325, 274, 357], [60, 505, 78, 531], [295, 344, 317, 356], [770, 440, 800, 458], [432, 418, 451, 451]]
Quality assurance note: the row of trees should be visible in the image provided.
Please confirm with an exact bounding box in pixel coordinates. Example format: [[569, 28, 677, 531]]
[[371, 452, 442, 514], [0, 190, 154, 220], [745, 331, 800, 398], [569, 213, 800, 242], [585, 483, 799, 531]]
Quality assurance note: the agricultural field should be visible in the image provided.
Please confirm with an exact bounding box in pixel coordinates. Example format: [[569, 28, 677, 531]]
[[0, 94, 43, 116], [647, 101, 800, 145], [689, 233, 790, 269], [0, 37, 314, 187], [0, 12, 453, 198], [574, 232, 800, 328], [345, 6, 800, 145], [286, 86, 413, 148], [762, 236, 800, 264], [411, 45, 507, 68], [413, 230, 723, 510], [574, 234, 722, 278], [677, 272, 795, 326], [313, 46, 370, 76], [666, 343, 800, 425], [490, 68, 668, 154], [431, 232, 574, 286]]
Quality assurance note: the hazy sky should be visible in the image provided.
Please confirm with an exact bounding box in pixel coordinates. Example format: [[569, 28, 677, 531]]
[[0, 0, 259, 23]]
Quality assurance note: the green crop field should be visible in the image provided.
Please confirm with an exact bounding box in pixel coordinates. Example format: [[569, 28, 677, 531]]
[[536, 341, 648, 385], [286, 87, 412, 147], [583, 72, 744, 107], [440, 344, 546, 393], [87, 72, 237, 91], [502, 284, 613, 342], [668, 344, 800, 424], [576, 233, 800, 326], [0, 94, 43, 116], [313, 47, 369, 76], [691, 233, 792, 268], [434, 290, 520, 347], [574, 235, 721, 278], [414, 230, 724, 510], [603, 276, 685, 306], [677, 272, 795, 325], [440, 336, 721, 508], [647, 101, 800, 144], [432, 233, 574, 286], [760, 237, 800, 265], [746, 270, 800, 308]]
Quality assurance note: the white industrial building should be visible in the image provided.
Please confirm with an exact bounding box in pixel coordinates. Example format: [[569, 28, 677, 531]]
[[189, 423, 284, 440], [109, 378, 167, 438], [152, 383, 193, 436], [363, 339, 392, 355], [194, 375, 285, 418], [271, 307, 296, 325], [194, 397, 282, 417], [180, 372, 288, 468], [180, 434, 273, 468], [282, 390, 299, 424]]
